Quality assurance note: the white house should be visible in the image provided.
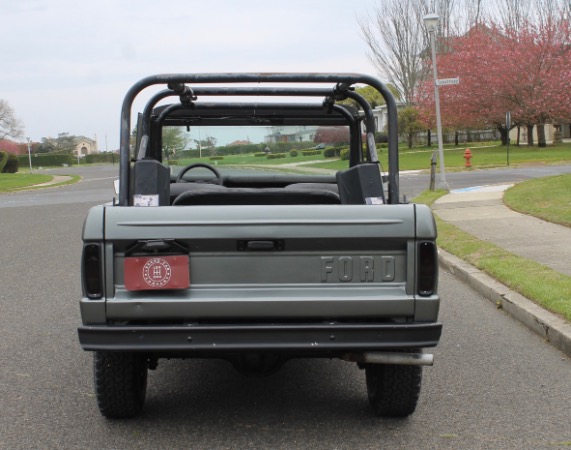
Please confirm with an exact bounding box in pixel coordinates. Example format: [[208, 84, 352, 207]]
[[371, 102, 406, 134], [265, 126, 319, 144]]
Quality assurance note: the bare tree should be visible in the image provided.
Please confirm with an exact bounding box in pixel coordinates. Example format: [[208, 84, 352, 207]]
[[358, 0, 482, 106], [359, 0, 430, 105], [0, 99, 24, 140], [564, 0, 571, 18], [535, 0, 563, 28], [424, 0, 458, 35], [492, 0, 531, 31]]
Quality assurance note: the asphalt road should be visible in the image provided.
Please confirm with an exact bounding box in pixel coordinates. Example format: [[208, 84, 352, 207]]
[[0, 165, 570, 449]]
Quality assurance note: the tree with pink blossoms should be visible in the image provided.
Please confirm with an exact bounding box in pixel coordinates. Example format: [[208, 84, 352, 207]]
[[416, 19, 571, 147]]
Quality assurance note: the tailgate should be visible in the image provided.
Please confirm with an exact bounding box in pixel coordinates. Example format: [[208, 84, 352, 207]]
[[101, 204, 433, 320]]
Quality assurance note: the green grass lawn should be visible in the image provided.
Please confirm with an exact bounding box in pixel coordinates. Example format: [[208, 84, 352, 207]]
[[0, 173, 53, 192], [179, 142, 571, 173], [0, 173, 80, 192], [503, 174, 571, 228], [308, 142, 571, 172], [413, 187, 571, 322], [177, 152, 328, 167]]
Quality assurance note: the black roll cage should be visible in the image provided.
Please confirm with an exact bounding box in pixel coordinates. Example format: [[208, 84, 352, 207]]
[[119, 73, 400, 206]]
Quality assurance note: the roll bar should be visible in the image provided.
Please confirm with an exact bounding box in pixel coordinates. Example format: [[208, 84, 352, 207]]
[[119, 73, 399, 205]]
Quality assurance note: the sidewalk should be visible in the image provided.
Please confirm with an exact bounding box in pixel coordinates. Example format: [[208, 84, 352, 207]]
[[433, 185, 571, 276], [432, 185, 571, 357], [32, 175, 73, 187]]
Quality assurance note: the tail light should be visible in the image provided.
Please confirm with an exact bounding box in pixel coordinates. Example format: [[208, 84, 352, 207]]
[[417, 241, 438, 296], [82, 244, 103, 299]]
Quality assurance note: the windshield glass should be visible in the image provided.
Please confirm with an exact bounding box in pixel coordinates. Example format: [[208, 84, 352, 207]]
[[162, 125, 350, 177]]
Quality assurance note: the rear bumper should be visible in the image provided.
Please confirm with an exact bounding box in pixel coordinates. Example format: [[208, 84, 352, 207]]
[[78, 322, 442, 354]]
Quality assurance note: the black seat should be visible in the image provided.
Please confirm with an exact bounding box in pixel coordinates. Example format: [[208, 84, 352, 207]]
[[169, 182, 227, 204], [285, 183, 339, 194], [172, 187, 340, 206]]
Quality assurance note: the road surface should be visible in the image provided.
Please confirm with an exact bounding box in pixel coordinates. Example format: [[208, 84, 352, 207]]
[[0, 165, 569, 449]]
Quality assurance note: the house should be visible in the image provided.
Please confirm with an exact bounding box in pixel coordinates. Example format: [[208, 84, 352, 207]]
[[371, 101, 408, 136], [511, 124, 571, 144], [73, 137, 98, 157], [265, 126, 319, 144]]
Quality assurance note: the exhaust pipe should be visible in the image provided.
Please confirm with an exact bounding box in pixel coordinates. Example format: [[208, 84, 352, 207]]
[[343, 352, 434, 366]]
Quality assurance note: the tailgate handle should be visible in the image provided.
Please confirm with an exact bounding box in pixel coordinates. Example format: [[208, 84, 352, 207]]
[[238, 240, 284, 251]]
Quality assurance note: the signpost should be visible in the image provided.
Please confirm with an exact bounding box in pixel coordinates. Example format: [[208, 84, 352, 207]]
[[506, 111, 511, 166], [26, 137, 33, 174]]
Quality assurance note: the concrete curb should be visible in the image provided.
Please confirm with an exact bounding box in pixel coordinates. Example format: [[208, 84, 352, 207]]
[[438, 248, 571, 358]]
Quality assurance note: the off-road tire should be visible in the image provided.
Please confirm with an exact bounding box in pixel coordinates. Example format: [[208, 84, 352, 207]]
[[93, 351, 148, 419], [365, 363, 422, 417]]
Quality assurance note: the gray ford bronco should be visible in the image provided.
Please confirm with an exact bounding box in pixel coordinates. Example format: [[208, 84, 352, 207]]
[[78, 73, 441, 419]]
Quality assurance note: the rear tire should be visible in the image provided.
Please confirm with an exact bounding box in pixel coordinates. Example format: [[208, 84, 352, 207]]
[[93, 351, 148, 419], [365, 363, 422, 417]]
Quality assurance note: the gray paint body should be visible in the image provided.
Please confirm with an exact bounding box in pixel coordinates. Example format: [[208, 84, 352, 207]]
[[80, 203, 440, 330]]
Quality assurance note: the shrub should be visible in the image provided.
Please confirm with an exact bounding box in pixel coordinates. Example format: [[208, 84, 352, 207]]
[[323, 147, 336, 158], [340, 148, 350, 161], [376, 132, 388, 143], [3, 154, 19, 173], [0, 151, 8, 172], [209, 156, 224, 161], [254, 152, 267, 157], [301, 149, 322, 156], [290, 149, 299, 157], [178, 149, 200, 159], [167, 159, 179, 166], [267, 153, 287, 159]]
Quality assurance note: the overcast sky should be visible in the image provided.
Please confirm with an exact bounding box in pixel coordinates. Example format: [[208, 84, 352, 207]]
[[1, 0, 381, 150]]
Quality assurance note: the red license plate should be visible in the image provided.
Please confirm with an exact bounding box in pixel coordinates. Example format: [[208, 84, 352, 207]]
[[124, 255, 190, 291]]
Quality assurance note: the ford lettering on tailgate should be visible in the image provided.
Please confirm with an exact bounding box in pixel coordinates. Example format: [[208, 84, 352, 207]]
[[321, 256, 396, 283]]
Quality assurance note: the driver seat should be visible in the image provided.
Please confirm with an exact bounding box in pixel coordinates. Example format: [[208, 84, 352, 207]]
[[169, 182, 227, 204]]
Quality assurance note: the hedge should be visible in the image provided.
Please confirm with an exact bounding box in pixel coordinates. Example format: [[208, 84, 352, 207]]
[[323, 147, 337, 158], [301, 149, 322, 156], [290, 150, 299, 157], [209, 156, 224, 161], [267, 153, 287, 159], [0, 151, 7, 172], [85, 153, 117, 164], [3, 154, 19, 173], [17, 154, 75, 168]]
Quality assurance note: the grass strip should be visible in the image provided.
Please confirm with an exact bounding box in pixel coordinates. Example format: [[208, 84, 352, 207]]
[[413, 190, 571, 322], [503, 174, 571, 228], [305, 142, 571, 172], [0, 173, 52, 192], [0, 174, 81, 192]]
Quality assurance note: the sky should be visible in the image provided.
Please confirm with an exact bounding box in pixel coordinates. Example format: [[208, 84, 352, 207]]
[[1, 0, 382, 151]]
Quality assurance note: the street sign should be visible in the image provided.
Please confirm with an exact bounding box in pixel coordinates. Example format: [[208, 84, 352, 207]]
[[436, 77, 460, 86]]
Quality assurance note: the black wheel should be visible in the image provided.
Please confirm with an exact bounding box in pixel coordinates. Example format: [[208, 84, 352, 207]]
[[176, 163, 223, 184], [365, 363, 422, 417], [93, 351, 148, 419]]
